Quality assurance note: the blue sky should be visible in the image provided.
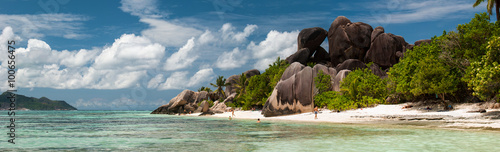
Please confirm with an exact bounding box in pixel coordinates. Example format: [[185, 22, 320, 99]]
[[0, 0, 491, 110]]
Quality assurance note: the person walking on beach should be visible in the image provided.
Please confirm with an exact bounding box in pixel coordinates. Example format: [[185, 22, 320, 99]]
[[232, 109, 235, 117], [314, 107, 318, 119]]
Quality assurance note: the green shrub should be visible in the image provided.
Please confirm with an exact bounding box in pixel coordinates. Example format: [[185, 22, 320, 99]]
[[314, 70, 332, 95], [464, 37, 500, 101], [341, 67, 388, 101], [235, 57, 289, 110]]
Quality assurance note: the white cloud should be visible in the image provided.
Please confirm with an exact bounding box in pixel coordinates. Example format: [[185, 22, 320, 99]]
[[221, 23, 258, 43], [363, 0, 485, 24], [140, 18, 203, 47], [0, 14, 89, 40], [159, 68, 215, 90], [94, 34, 165, 71], [215, 47, 248, 70], [147, 74, 164, 89], [164, 37, 197, 71], [120, 0, 166, 18], [247, 30, 299, 70]]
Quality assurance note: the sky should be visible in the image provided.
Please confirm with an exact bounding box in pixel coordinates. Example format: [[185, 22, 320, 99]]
[[0, 0, 492, 110]]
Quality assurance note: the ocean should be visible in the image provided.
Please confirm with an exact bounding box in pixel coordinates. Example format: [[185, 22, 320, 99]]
[[1, 111, 499, 151]]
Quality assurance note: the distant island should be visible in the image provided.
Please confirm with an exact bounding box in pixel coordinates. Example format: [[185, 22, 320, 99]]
[[0, 92, 77, 110]]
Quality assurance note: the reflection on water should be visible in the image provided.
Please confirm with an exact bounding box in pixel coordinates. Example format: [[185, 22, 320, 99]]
[[1, 111, 499, 151]]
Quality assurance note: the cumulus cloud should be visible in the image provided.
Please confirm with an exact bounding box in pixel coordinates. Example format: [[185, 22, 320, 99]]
[[164, 37, 197, 71], [94, 34, 165, 71], [221, 23, 258, 43], [247, 30, 299, 70], [215, 48, 248, 70], [0, 14, 89, 40], [158, 68, 215, 90]]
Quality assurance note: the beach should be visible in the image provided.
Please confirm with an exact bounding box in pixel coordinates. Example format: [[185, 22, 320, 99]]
[[188, 103, 500, 130]]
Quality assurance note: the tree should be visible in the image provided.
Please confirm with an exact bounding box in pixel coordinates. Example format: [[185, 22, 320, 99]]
[[234, 73, 248, 99], [198, 86, 212, 93], [473, 0, 500, 21], [210, 76, 229, 99]]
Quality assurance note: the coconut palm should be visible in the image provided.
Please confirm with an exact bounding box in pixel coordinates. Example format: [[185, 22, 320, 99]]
[[210, 76, 229, 99], [474, 0, 500, 21], [234, 73, 248, 99], [198, 86, 212, 93]]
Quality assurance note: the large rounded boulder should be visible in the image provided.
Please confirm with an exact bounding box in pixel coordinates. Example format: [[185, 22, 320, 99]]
[[328, 16, 373, 67], [297, 27, 328, 55], [262, 64, 316, 117]]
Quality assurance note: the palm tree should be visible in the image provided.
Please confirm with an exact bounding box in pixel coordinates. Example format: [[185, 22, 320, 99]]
[[198, 86, 212, 93], [210, 76, 229, 99], [474, 0, 500, 21], [234, 73, 248, 99]]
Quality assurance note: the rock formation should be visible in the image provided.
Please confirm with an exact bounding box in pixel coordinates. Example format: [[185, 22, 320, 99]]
[[286, 27, 328, 65], [328, 16, 373, 67], [225, 69, 261, 95], [262, 62, 336, 117], [332, 70, 351, 92], [151, 90, 208, 114]]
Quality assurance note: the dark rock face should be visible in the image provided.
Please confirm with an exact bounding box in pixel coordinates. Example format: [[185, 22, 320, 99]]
[[369, 63, 387, 78], [335, 59, 367, 71], [333, 70, 351, 92], [208, 92, 219, 101], [364, 33, 400, 69], [151, 90, 208, 114], [328, 16, 373, 67], [297, 27, 328, 55], [311, 46, 330, 64], [225, 69, 261, 95], [262, 64, 315, 117], [371, 26, 385, 42], [285, 48, 310, 65], [414, 39, 432, 46]]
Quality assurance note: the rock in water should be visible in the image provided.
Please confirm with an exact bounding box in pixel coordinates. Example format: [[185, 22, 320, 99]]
[[151, 90, 208, 114]]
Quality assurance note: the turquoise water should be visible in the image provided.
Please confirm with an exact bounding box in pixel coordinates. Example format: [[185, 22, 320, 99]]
[[1, 111, 499, 151]]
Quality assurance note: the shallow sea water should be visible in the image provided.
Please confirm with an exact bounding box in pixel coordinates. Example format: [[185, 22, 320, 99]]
[[1, 111, 499, 151]]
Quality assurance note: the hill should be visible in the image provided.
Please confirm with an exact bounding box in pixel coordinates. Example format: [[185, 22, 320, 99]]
[[0, 92, 77, 110]]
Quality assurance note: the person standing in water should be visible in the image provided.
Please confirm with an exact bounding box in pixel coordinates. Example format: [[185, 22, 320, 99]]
[[314, 107, 318, 119], [257, 118, 261, 123]]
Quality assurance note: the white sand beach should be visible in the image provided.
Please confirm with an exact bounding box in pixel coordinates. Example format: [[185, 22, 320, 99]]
[[188, 103, 500, 130]]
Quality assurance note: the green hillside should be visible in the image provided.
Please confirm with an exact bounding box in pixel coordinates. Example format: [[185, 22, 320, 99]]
[[0, 92, 77, 110]]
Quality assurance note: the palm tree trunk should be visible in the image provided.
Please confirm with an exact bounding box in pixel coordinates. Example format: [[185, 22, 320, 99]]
[[496, 0, 500, 21]]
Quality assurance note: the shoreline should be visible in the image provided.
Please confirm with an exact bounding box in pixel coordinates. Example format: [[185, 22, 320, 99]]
[[186, 103, 500, 131]]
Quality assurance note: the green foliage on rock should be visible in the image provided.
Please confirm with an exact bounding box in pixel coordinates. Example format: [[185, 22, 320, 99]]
[[235, 57, 289, 110], [314, 67, 386, 110], [314, 71, 331, 95]]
